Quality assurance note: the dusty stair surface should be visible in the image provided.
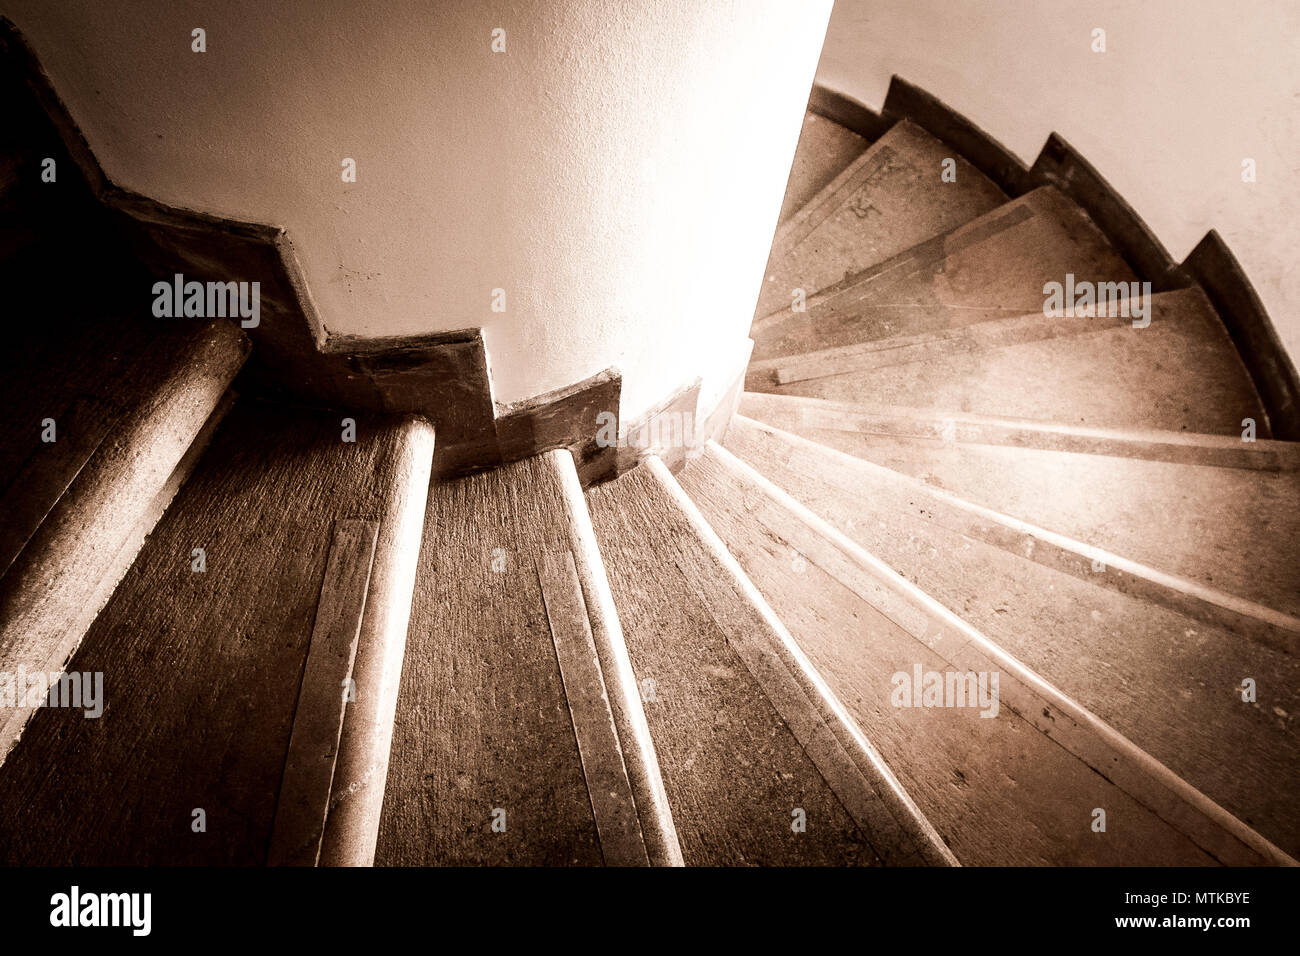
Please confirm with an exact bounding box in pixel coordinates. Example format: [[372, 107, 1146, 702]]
[[375, 449, 679, 867], [750, 288, 1269, 436], [739, 392, 1300, 472], [737, 397, 1300, 619], [752, 185, 1140, 364], [585, 455, 954, 866], [0, 248, 251, 760], [676, 435, 1293, 865], [711, 416, 1300, 859], [0, 401, 434, 865], [720, 413, 1298, 655], [777, 111, 869, 226], [755, 119, 1006, 322]]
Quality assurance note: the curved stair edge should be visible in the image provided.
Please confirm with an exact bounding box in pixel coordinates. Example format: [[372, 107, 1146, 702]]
[[643, 455, 960, 867], [318, 417, 436, 867], [553, 451, 686, 867], [732, 414, 1300, 654], [738, 391, 1300, 472], [702, 437, 1298, 868], [807, 79, 1300, 441]]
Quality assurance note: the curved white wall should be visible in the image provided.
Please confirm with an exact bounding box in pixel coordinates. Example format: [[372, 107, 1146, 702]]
[[4, 0, 834, 419], [817, 0, 1300, 366]]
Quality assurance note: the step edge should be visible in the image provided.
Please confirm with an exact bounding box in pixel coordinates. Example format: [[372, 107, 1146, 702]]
[[755, 184, 1126, 343], [647, 455, 959, 867], [553, 449, 685, 867], [0, 319, 250, 700], [738, 393, 1300, 470], [757, 119, 1010, 323], [537, 544, 653, 866], [749, 289, 1195, 382], [769, 119, 911, 256], [0, 386, 238, 767], [268, 518, 379, 867], [705, 437, 1298, 868], [734, 415, 1300, 648], [318, 416, 436, 867]]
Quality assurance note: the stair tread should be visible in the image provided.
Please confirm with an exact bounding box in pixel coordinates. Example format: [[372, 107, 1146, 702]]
[[748, 288, 1256, 396], [736, 407, 1300, 616], [0, 312, 250, 768], [682, 438, 1289, 865], [755, 119, 1006, 321], [587, 458, 949, 866], [716, 417, 1300, 857], [747, 301, 1140, 389], [752, 185, 1136, 362], [377, 452, 630, 866], [754, 288, 1267, 437], [0, 402, 433, 865], [724, 415, 1298, 644], [739, 391, 1300, 471], [777, 111, 869, 226]]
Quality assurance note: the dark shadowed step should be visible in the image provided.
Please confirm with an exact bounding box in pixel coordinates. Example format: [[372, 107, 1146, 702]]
[[375, 450, 677, 866], [586, 456, 954, 866], [755, 119, 1005, 321], [680, 439, 1292, 866], [0, 58, 89, 267], [0, 146, 45, 265], [0, 402, 435, 864], [716, 416, 1300, 858], [752, 186, 1136, 362], [777, 111, 868, 226]]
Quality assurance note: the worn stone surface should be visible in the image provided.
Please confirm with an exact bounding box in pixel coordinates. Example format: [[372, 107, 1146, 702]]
[[752, 186, 1135, 362], [755, 119, 1005, 321], [747, 292, 1209, 391], [795, 427, 1300, 619], [711, 419, 1300, 859], [0, 315, 249, 764], [777, 111, 868, 226], [587, 464, 889, 866], [724, 415, 1297, 646], [376, 454, 605, 866], [0, 403, 431, 864], [739, 392, 1300, 472], [268, 519, 378, 867], [537, 548, 649, 866], [763, 288, 1267, 438], [681, 443, 1250, 865]]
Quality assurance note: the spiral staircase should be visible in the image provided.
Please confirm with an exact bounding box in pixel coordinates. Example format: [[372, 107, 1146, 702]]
[[0, 23, 1296, 866]]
